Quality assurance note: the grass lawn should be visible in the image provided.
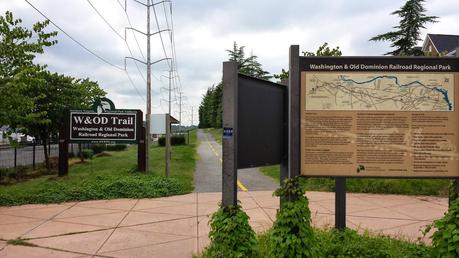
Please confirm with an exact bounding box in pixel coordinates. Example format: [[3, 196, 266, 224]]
[[260, 165, 451, 196], [205, 128, 222, 145], [204, 127, 451, 197], [0, 130, 198, 206]]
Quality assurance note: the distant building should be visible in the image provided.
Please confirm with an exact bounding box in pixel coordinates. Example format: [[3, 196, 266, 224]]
[[422, 34, 459, 56], [0, 126, 34, 145]]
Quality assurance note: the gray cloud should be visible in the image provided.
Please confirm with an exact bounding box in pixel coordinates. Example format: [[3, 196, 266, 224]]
[[1, 0, 458, 125]]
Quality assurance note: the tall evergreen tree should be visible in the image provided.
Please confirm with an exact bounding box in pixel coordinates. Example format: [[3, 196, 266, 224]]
[[199, 42, 271, 128], [370, 0, 438, 56], [226, 42, 271, 80]]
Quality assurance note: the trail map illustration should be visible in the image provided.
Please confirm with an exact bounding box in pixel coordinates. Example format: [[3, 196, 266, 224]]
[[305, 72, 454, 111]]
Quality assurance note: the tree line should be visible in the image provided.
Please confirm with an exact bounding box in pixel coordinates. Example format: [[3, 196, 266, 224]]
[[0, 11, 105, 170], [199, 0, 437, 129], [198, 41, 342, 128], [198, 42, 272, 128]]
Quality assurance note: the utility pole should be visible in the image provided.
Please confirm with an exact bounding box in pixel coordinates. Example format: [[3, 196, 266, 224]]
[[179, 91, 182, 131], [165, 69, 172, 177], [145, 0, 151, 174], [125, 0, 171, 174], [191, 106, 194, 126]]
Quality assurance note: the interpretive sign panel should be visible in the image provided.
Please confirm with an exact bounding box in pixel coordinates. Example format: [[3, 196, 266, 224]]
[[300, 57, 459, 178], [69, 110, 140, 144]]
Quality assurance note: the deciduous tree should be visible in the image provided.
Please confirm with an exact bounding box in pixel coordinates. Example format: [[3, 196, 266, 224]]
[[274, 43, 342, 81]]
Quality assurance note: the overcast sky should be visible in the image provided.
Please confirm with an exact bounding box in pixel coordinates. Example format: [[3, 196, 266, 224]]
[[1, 0, 458, 125]]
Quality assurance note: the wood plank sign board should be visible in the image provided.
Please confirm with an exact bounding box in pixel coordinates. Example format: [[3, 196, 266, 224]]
[[300, 57, 459, 178]]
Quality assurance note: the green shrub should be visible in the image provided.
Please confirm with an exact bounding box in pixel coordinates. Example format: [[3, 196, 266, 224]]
[[269, 177, 319, 258], [79, 149, 94, 159], [0, 175, 186, 206], [204, 204, 257, 258], [429, 197, 459, 258], [106, 144, 127, 151], [158, 135, 186, 146], [317, 229, 430, 258], [91, 144, 106, 154]]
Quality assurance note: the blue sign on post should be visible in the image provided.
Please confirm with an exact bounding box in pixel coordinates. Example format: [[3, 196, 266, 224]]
[[223, 127, 233, 139]]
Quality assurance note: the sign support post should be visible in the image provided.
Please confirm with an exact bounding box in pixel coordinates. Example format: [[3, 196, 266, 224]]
[[138, 126, 146, 172], [58, 111, 69, 177], [335, 177, 346, 230], [222, 61, 238, 207], [137, 111, 146, 172], [280, 78, 289, 205], [286, 45, 301, 203], [454, 49, 459, 206]]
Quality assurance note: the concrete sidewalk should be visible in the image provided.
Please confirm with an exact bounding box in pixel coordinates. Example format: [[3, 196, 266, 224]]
[[0, 191, 448, 258]]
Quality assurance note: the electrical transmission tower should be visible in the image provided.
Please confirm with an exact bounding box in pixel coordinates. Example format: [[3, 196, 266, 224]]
[[124, 0, 171, 174]]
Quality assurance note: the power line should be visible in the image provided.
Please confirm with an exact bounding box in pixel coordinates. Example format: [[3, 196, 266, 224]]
[[86, 0, 124, 40], [24, 0, 146, 103], [86, 0, 147, 83], [24, 0, 125, 71], [125, 70, 146, 102], [151, 2, 172, 69], [117, 0, 147, 60]]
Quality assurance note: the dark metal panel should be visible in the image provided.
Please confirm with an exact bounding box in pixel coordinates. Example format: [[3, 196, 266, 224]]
[[237, 74, 286, 169]]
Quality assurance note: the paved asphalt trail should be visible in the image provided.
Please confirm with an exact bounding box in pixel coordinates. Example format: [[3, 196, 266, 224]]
[[194, 129, 278, 192]]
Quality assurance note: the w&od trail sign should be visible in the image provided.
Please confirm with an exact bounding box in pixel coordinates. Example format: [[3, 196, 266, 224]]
[[58, 97, 145, 176]]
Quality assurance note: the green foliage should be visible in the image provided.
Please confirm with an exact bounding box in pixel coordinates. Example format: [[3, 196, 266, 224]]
[[260, 165, 450, 196], [429, 198, 459, 258], [0, 130, 198, 205], [0, 10, 57, 127], [316, 229, 431, 258], [23, 72, 105, 170], [79, 149, 94, 159], [0, 11, 105, 171], [370, 0, 438, 56], [303, 42, 342, 57], [0, 11, 57, 80], [269, 177, 319, 258], [91, 144, 107, 154], [274, 42, 342, 81], [226, 41, 271, 80], [273, 68, 289, 81], [201, 228, 432, 258], [106, 144, 128, 151], [199, 42, 271, 128], [199, 83, 223, 128], [204, 204, 257, 258], [206, 128, 222, 145], [158, 135, 186, 146], [0, 173, 185, 206]]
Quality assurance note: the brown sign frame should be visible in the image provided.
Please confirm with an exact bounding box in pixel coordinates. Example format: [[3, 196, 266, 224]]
[[298, 56, 459, 179]]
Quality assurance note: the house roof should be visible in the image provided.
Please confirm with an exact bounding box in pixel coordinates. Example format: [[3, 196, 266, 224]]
[[427, 34, 459, 53], [169, 115, 179, 124]]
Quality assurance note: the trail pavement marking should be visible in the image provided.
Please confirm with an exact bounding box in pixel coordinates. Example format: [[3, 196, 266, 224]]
[[204, 133, 248, 192]]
